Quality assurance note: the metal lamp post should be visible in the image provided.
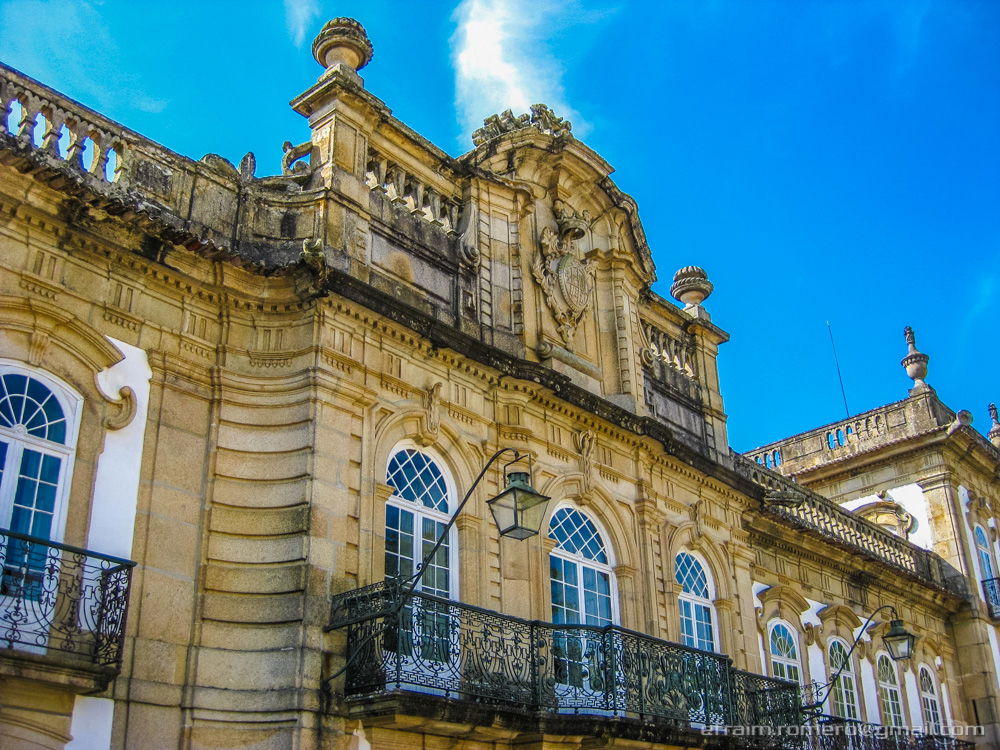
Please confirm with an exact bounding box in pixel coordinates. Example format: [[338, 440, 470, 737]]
[[398, 447, 549, 601], [323, 448, 549, 702], [803, 604, 916, 715]]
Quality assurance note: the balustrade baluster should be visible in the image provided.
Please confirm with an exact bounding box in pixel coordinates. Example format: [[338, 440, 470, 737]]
[[17, 94, 38, 143], [39, 105, 61, 155]]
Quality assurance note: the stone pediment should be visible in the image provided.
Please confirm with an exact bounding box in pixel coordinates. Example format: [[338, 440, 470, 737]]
[[462, 106, 655, 285]]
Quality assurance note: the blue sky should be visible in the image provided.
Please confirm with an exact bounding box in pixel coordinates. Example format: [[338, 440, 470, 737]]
[[2, 0, 997, 451]]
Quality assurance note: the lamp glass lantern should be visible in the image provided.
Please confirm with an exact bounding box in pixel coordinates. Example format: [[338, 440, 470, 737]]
[[882, 619, 916, 661], [487, 466, 550, 540]]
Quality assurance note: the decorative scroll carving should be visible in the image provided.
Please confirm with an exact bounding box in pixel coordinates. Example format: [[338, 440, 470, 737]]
[[297, 238, 329, 298], [282, 140, 313, 176], [472, 104, 572, 146], [456, 198, 480, 267], [103, 385, 137, 431], [531, 209, 594, 348]]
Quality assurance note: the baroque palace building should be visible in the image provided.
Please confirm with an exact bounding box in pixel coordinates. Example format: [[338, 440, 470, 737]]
[[0, 16, 996, 750]]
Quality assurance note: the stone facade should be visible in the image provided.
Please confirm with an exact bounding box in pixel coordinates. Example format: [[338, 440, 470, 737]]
[[0, 17, 990, 750]]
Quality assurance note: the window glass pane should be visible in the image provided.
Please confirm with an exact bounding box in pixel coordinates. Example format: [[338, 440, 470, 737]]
[[386, 449, 448, 511], [0, 375, 67, 443], [675, 552, 709, 597], [547, 508, 608, 563], [9, 505, 31, 534], [40, 454, 60, 484]]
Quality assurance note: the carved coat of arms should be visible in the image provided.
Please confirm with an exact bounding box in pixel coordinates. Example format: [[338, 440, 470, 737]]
[[532, 208, 594, 348]]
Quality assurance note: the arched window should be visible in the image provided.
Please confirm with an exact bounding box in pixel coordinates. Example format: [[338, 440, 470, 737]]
[[548, 506, 616, 626], [675, 551, 717, 652], [877, 654, 904, 727], [768, 622, 801, 684], [548, 507, 616, 692], [384, 447, 454, 598], [828, 639, 860, 720], [975, 526, 995, 580], [1, 370, 78, 597], [919, 666, 942, 734]]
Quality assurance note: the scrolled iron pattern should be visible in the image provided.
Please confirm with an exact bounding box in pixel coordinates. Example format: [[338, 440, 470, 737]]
[[982, 578, 1000, 620], [732, 454, 966, 598], [338, 588, 795, 729], [0, 529, 134, 667], [800, 716, 975, 750]]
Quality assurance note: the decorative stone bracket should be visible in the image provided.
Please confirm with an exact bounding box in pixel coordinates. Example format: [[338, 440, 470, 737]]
[[415, 382, 443, 446]]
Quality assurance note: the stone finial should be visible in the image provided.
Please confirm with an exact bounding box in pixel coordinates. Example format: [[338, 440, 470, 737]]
[[312, 18, 373, 72], [988, 403, 1000, 448], [900, 325, 930, 393], [670, 266, 713, 309]]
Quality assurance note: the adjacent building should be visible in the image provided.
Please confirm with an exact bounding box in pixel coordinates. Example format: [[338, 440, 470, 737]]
[[0, 17, 993, 750]]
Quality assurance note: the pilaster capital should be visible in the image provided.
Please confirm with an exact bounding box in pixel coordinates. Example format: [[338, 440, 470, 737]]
[[454, 514, 482, 533], [916, 472, 955, 494], [614, 563, 638, 581], [374, 482, 394, 503]]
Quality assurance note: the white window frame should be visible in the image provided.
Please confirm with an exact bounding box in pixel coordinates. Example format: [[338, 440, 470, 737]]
[[975, 525, 995, 581], [0, 364, 82, 548], [877, 653, 905, 727], [381, 443, 460, 691], [546, 503, 619, 703], [919, 665, 942, 734], [768, 620, 802, 685], [674, 550, 718, 653], [383, 442, 458, 598], [547, 502, 619, 627], [828, 638, 860, 721]]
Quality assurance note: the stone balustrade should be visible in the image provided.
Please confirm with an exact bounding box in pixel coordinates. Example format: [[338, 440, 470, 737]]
[[746, 402, 925, 470], [733, 454, 967, 597], [365, 148, 461, 233], [1, 68, 123, 182], [641, 320, 698, 379]]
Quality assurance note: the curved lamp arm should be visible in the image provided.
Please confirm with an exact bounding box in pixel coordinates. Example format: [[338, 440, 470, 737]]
[[321, 447, 524, 705], [396, 447, 522, 608], [803, 604, 900, 714]]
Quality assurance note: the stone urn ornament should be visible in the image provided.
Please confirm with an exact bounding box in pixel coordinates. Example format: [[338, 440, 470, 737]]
[[312, 17, 374, 72], [900, 326, 930, 392], [670, 266, 713, 308]]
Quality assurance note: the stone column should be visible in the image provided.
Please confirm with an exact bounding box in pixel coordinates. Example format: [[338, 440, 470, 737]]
[[727, 539, 759, 671], [919, 472, 969, 576], [635, 493, 665, 636]]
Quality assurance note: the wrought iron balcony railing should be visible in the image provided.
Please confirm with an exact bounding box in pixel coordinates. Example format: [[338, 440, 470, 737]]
[[798, 715, 975, 750], [328, 581, 801, 731], [982, 577, 1000, 619], [733, 454, 967, 598], [1, 528, 135, 668]]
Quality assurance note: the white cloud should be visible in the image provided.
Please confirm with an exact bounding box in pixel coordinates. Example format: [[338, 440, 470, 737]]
[[284, 0, 321, 47], [451, 0, 585, 144]]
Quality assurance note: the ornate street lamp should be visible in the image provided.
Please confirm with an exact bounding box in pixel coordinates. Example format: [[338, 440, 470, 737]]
[[803, 604, 916, 715], [487, 456, 550, 540], [323, 448, 550, 701], [882, 617, 916, 661], [397, 448, 549, 600]]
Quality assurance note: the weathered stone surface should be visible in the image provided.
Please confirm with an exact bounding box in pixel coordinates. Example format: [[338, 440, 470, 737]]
[[0, 16, 995, 750]]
